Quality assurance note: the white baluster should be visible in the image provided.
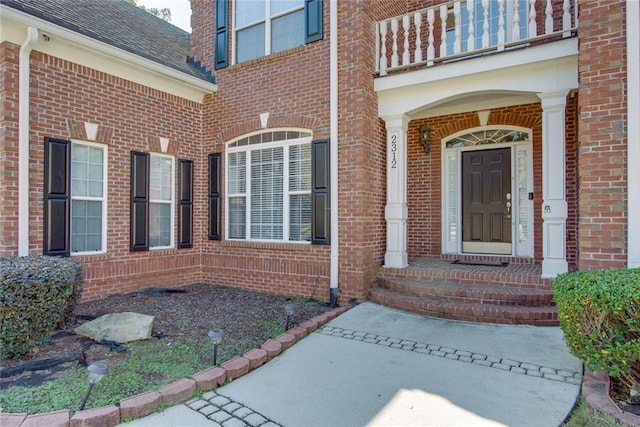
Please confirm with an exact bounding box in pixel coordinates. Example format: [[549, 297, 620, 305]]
[[467, 0, 475, 51], [427, 9, 435, 65], [440, 5, 448, 58], [529, 0, 537, 38], [562, 0, 571, 36], [497, 0, 505, 50], [512, 0, 521, 42], [415, 12, 423, 64], [391, 18, 399, 69], [482, 0, 490, 48], [453, 1, 461, 54], [545, 0, 553, 34], [403, 15, 410, 66], [379, 21, 388, 76]]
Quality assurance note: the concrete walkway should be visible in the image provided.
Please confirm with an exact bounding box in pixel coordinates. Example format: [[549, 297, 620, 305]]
[[121, 303, 582, 427]]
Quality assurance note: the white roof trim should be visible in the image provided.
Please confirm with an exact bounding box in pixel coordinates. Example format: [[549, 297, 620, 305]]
[[1, 5, 217, 103]]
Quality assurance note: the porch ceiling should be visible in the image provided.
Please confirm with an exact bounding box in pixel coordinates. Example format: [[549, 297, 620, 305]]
[[375, 38, 578, 120]]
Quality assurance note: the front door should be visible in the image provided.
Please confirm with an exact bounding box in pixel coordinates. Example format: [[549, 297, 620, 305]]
[[461, 148, 512, 254]]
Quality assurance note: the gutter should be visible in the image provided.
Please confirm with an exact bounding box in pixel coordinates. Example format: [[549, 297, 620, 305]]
[[18, 26, 39, 256], [329, 0, 340, 304]]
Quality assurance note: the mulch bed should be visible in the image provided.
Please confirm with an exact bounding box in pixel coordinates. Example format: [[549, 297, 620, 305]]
[[1, 283, 333, 390]]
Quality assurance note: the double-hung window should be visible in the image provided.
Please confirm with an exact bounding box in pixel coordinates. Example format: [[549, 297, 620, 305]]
[[214, 0, 322, 68], [226, 131, 312, 242], [149, 154, 174, 249], [44, 138, 107, 256], [130, 152, 177, 251], [71, 142, 107, 254], [235, 0, 305, 63]]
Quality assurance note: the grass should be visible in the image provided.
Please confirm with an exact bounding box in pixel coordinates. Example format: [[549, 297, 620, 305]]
[[0, 337, 240, 414], [259, 320, 285, 339], [563, 397, 628, 427]]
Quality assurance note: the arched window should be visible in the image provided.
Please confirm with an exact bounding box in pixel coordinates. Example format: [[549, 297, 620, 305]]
[[446, 128, 529, 149], [226, 129, 313, 242]]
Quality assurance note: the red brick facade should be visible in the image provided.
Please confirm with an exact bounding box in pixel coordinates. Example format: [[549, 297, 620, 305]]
[[0, 0, 632, 304], [577, 0, 629, 269], [0, 43, 205, 301], [0, 43, 20, 258]]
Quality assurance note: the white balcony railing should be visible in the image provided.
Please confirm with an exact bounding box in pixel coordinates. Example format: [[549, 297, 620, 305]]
[[375, 0, 578, 76]]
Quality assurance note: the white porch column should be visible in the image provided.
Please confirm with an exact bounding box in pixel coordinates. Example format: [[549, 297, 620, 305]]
[[384, 115, 409, 268], [538, 91, 570, 277]]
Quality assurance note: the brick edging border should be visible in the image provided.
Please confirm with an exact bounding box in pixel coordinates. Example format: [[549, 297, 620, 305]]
[[0, 305, 351, 427], [581, 370, 640, 427]]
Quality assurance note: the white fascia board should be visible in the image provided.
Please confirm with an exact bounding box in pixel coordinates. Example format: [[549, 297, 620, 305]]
[[1, 6, 217, 103], [376, 53, 578, 119]]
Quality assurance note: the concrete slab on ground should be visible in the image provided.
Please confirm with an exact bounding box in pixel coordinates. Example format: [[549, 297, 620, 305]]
[[121, 302, 582, 427]]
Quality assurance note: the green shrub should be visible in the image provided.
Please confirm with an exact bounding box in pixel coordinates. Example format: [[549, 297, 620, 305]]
[[553, 268, 640, 396], [0, 256, 83, 360]]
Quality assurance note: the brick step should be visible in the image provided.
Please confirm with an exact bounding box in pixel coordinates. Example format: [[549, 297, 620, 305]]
[[369, 287, 558, 326], [378, 277, 555, 307], [381, 263, 552, 291]]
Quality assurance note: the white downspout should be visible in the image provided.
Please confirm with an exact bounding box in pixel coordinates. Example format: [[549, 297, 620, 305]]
[[627, 0, 640, 268], [329, 1, 339, 294], [18, 27, 39, 256]]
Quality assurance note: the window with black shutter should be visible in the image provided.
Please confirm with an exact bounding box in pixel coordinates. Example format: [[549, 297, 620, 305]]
[[130, 151, 150, 251], [178, 159, 194, 248], [44, 138, 71, 256], [44, 138, 107, 256], [312, 138, 330, 244], [208, 153, 222, 240]]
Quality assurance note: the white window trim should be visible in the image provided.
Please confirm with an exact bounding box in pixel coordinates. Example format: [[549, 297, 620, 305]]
[[149, 152, 175, 250], [226, 130, 312, 243], [70, 139, 108, 256], [232, 0, 305, 64]]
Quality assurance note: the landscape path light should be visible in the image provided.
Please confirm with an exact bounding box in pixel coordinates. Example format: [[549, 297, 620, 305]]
[[284, 303, 295, 331], [79, 362, 108, 411], [208, 329, 224, 366]]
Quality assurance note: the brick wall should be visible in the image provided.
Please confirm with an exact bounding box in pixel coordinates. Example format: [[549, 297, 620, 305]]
[[192, 0, 390, 302], [0, 42, 20, 257], [2, 44, 206, 301], [195, 0, 334, 301], [577, 0, 628, 269]]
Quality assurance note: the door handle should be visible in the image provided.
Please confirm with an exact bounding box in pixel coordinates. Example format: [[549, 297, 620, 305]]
[[506, 193, 511, 218]]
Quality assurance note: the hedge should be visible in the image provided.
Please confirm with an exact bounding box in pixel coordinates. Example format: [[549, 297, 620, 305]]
[[0, 256, 83, 360], [553, 268, 639, 396]]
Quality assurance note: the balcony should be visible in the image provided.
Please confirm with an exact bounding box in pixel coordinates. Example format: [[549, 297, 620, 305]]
[[375, 0, 578, 77]]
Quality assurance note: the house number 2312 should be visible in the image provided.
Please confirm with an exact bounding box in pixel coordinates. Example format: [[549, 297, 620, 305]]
[[390, 134, 398, 169]]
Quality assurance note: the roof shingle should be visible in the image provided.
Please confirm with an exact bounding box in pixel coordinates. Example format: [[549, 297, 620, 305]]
[[1, 0, 214, 83]]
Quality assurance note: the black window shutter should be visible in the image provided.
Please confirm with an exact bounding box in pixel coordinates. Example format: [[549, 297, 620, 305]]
[[305, 0, 323, 43], [312, 139, 330, 244], [214, 0, 229, 69], [178, 159, 194, 248], [130, 151, 149, 251], [208, 153, 222, 240], [43, 137, 71, 256]]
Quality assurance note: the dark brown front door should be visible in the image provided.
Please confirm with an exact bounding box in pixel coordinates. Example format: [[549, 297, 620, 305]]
[[462, 148, 512, 254]]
